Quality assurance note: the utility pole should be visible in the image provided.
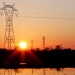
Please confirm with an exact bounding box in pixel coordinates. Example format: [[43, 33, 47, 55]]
[[0, 2, 18, 50]]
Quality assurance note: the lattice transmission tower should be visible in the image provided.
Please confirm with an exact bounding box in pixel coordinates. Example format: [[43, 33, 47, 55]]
[[0, 2, 18, 50], [31, 40, 33, 49], [43, 37, 45, 49]]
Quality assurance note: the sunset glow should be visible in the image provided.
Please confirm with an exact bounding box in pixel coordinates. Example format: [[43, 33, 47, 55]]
[[19, 42, 27, 49], [0, 0, 75, 49]]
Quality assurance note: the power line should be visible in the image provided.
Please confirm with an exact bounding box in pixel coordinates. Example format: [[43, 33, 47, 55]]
[[1, 12, 75, 20], [0, 12, 75, 20], [17, 16, 75, 20], [17, 3, 75, 6], [19, 13, 75, 15]]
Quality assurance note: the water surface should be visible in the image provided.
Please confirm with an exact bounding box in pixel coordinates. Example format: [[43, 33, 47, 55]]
[[0, 68, 75, 75]]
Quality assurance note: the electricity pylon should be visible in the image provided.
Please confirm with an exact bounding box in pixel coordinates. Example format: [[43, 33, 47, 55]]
[[43, 37, 45, 49], [31, 40, 33, 49], [0, 2, 18, 50]]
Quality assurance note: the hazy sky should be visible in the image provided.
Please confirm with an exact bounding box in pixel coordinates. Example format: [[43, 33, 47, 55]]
[[0, 0, 75, 49]]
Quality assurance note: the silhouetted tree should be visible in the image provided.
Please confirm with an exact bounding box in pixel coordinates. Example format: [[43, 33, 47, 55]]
[[55, 45, 61, 50]]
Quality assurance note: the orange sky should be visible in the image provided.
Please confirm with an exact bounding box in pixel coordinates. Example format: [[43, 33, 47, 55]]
[[0, 0, 75, 49]]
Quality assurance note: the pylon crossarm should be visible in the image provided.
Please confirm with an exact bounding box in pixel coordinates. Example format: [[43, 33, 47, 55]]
[[0, 7, 6, 10], [13, 8, 18, 11]]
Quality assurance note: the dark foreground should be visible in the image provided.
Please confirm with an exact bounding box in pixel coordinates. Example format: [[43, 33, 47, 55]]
[[0, 48, 75, 69]]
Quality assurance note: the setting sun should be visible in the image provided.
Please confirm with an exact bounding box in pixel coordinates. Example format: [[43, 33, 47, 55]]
[[19, 42, 27, 49]]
